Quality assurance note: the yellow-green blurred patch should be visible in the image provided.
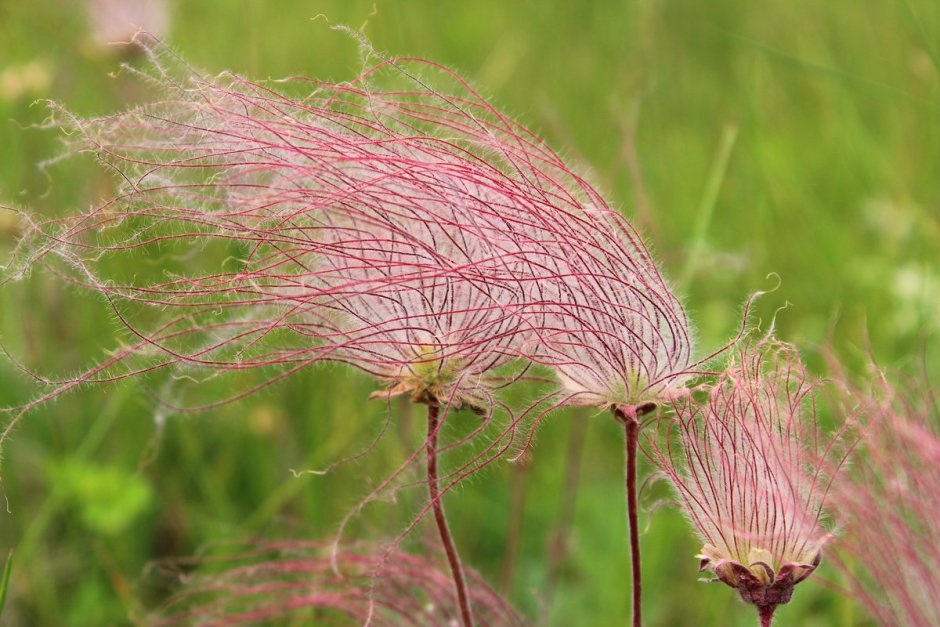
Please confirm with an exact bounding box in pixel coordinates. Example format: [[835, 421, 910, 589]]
[[47, 458, 152, 536]]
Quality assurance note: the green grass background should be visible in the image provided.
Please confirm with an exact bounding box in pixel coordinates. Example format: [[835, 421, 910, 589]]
[[0, 0, 938, 625]]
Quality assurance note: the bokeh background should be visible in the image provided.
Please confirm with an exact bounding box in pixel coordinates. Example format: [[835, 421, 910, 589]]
[[0, 0, 938, 625]]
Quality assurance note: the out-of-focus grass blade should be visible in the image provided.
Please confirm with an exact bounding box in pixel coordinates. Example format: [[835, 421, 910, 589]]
[[904, 0, 940, 72], [680, 123, 739, 288], [0, 549, 13, 617]]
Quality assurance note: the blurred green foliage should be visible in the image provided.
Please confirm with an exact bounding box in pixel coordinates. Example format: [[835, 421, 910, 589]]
[[47, 458, 153, 536], [1, 0, 938, 625]]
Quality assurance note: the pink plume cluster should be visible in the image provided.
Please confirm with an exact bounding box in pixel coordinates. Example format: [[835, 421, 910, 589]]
[[646, 338, 845, 622], [524, 202, 692, 410], [829, 373, 940, 627], [150, 541, 525, 626], [4, 36, 691, 434]]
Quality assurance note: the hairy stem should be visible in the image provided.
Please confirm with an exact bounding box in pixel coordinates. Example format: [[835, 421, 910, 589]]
[[426, 401, 474, 627], [759, 605, 776, 627], [615, 405, 643, 627]]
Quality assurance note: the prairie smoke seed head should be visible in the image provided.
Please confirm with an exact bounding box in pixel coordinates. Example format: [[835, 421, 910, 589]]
[[13, 44, 547, 420], [530, 209, 694, 409], [647, 338, 842, 619]]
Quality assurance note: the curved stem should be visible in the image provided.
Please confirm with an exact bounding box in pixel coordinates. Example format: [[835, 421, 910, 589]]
[[616, 406, 643, 627], [426, 401, 474, 627]]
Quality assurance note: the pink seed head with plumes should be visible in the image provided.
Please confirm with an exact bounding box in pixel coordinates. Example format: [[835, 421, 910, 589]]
[[647, 338, 840, 613], [303, 173, 529, 411], [829, 373, 940, 627], [527, 203, 693, 409], [9, 42, 551, 416]]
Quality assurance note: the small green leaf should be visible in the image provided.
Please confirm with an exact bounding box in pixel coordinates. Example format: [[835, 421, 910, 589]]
[[0, 549, 13, 618]]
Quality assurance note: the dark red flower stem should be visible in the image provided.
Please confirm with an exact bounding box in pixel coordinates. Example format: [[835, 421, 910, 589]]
[[758, 605, 776, 627], [615, 404, 644, 627], [426, 400, 474, 627]]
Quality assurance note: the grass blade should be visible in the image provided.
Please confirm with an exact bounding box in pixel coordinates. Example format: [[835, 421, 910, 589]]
[[0, 549, 13, 617]]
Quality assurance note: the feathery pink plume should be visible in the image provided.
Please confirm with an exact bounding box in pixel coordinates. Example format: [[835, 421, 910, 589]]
[[5, 40, 538, 424], [646, 337, 847, 623], [8, 33, 691, 415]]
